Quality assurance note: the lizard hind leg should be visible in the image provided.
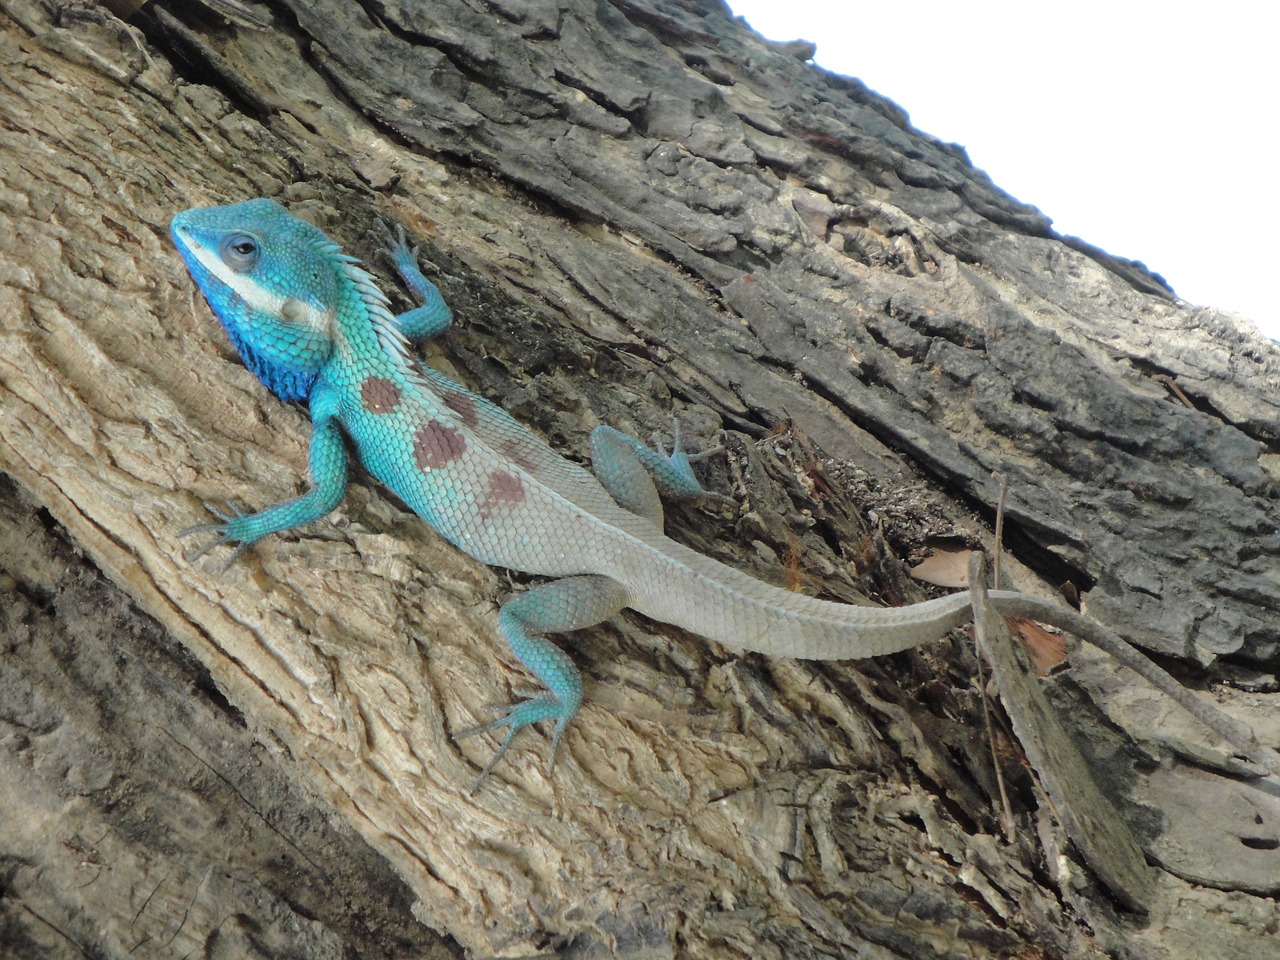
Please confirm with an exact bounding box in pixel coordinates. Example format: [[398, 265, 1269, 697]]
[[589, 422, 732, 526], [456, 575, 628, 790]]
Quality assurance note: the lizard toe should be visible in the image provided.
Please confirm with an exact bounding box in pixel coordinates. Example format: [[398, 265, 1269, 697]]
[[456, 696, 571, 790]]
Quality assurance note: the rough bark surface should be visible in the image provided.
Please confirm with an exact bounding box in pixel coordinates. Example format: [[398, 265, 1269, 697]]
[[1, 0, 1278, 957]]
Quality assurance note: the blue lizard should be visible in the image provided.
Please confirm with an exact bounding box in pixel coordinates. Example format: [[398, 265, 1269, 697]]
[[170, 199, 1280, 785]]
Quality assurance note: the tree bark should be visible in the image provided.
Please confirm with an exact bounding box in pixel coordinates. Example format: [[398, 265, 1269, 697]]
[[1, 0, 1278, 956]]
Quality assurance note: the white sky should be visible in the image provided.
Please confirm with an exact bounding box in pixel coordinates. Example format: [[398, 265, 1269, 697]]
[[727, 1, 1277, 339]]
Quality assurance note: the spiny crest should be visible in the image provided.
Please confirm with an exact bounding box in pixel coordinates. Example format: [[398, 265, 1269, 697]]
[[337, 256, 418, 371], [313, 231, 441, 401]]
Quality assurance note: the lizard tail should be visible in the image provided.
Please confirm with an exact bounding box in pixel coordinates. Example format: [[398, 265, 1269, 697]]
[[626, 547, 1280, 775], [620, 538, 975, 660]]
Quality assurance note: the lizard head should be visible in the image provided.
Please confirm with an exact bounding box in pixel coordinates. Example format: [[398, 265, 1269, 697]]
[[170, 198, 339, 402]]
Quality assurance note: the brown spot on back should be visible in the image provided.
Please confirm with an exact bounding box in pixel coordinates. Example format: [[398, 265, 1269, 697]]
[[413, 420, 467, 471], [360, 376, 401, 414], [500, 438, 540, 474], [488, 470, 524, 502], [443, 390, 479, 427], [479, 468, 526, 518]]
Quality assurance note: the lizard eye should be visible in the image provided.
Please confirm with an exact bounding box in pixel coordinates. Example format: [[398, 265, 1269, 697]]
[[220, 233, 260, 273]]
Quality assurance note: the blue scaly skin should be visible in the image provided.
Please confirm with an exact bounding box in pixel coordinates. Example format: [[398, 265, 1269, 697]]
[[170, 199, 1280, 786]]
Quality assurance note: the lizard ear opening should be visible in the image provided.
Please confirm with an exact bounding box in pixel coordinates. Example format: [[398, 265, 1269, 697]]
[[220, 233, 260, 273]]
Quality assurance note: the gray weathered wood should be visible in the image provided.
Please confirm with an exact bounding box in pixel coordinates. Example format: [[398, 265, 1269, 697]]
[[969, 554, 1155, 911]]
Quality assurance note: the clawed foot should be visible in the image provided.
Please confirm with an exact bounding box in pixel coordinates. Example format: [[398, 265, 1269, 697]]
[[179, 501, 254, 571], [372, 218, 419, 267], [455, 696, 570, 793], [651, 419, 736, 507]]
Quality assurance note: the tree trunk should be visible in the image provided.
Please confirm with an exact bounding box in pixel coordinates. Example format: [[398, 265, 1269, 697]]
[[2, 1, 1277, 956]]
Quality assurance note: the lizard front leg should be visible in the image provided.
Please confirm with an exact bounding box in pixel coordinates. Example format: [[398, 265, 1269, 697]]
[[374, 219, 454, 342], [458, 575, 628, 790], [183, 387, 349, 567]]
